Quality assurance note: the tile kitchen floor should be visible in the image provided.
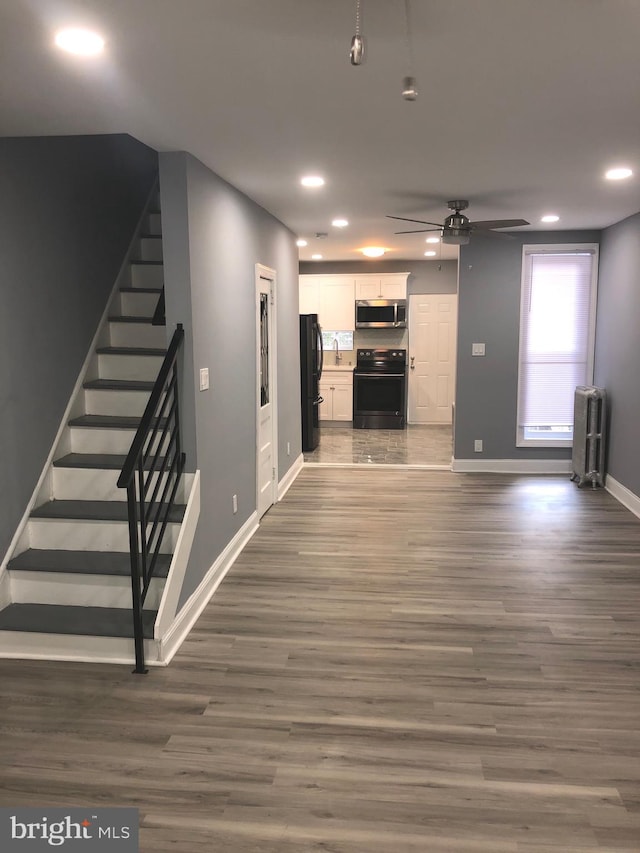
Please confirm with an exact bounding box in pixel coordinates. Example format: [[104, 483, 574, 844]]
[[303, 422, 453, 467]]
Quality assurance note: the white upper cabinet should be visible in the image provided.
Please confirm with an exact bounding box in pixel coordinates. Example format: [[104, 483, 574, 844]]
[[354, 274, 408, 300], [299, 275, 355, 330]]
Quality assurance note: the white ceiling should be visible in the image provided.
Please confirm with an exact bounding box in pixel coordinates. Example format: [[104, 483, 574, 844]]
[[2, 0, 639, 263]]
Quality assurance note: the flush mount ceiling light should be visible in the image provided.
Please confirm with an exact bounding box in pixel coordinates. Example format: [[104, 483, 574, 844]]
[[424, 250, 437, 257], [350, 0, 365, 65], [541, 214, 560, 223], [296, 239, 308, 247], [605, 167, 633, 181], [361, 246, 386, 258], [54, 27, 105, 55], [332, 218, 349, 228], [311, 254, 323, 260], [300, 175, 325, 188], [426, 236, 440, 243]]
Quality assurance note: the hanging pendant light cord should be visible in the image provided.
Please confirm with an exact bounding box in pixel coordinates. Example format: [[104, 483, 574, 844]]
[[355, 0, 362, 39], [404, 0, 414, 77]]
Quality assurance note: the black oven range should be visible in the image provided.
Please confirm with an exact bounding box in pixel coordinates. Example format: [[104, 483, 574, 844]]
[[353, 348, 407, 430]]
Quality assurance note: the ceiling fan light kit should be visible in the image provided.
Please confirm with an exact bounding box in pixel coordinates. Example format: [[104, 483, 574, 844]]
[[387, 199, 529, 244]]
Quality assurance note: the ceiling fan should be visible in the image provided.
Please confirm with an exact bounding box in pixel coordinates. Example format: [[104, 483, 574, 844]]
[[387, 200, 529, 245]]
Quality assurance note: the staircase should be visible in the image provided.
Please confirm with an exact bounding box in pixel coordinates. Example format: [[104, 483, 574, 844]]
[[0, 192, 194, 666]]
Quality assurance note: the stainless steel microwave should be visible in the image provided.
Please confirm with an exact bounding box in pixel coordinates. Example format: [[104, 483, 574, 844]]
[[355, 299, 407, 329]]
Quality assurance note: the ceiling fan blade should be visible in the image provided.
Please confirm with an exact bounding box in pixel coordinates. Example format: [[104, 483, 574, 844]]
[[394, 227, 441, 234], [387, 215, 443, 227], [471, 218, 530, 230]]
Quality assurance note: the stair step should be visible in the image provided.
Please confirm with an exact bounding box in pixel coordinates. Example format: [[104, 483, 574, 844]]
[[108, 315, 155, 324], [68, 414, 164, 430], [30, 500, 186, 523], [0, 604, 155, 639], [118, 287, 163, 295], [83, 378, 155, 392], [96, 346, 166, 357], [8, 549, 170, 578], [54, 453, 167, 470]]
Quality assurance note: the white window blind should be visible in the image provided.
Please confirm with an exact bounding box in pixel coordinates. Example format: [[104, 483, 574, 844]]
[[516, 245, 598, 446]]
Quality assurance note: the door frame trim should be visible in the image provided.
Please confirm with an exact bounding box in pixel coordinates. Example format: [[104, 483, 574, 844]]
[[255, 263, 278, 517]]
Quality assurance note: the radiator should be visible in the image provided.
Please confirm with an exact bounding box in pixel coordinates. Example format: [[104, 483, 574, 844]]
[[570, 386, 606, 489]]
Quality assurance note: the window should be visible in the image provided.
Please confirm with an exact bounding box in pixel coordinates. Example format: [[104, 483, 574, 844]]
[[321, 330, 354, 351], [516, 244, 598, 447]]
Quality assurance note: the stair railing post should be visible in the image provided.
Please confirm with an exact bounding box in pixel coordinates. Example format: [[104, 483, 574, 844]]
[[126, 480, 147, 674]]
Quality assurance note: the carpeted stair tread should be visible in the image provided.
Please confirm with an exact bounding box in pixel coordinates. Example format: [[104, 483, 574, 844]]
[[95, 345, 167, 356], [130, 260, 163, 265], [83, 378, 155, 391], [0, 604, 156, 638], [118, 287, 163, 294], [30, 500, 185, 523], [7, 549, 171, 578]]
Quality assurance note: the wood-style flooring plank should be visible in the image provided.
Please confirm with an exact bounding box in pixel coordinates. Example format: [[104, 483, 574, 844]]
[[1, 469, 640, 851]]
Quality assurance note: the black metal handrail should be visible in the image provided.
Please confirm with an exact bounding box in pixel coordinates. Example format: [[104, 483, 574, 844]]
[[118, 323, 185, 673]]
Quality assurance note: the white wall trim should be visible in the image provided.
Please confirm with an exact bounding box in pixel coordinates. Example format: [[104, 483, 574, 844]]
[[158, 511, 259, 665], [278, 453, 304, 500], [155, 470, 201, 638], [452, 457, 572, 474], [605, 474, 640, 520]]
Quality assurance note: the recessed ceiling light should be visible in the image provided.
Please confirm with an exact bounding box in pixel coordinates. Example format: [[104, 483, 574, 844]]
[[541, 214, 560, 223], [296, 239, 308, 247], [332, 218, 349, 228], [361, 247, 386, 258], [426, 236, 440, 244], [300, 175, 325, 188], [605, 167, 633, 181], [311, 253, 323, 260], [424, 250, 437, 257], [54, 27, 105, 55]]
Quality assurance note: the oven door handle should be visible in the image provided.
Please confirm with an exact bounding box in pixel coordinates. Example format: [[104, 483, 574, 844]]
[[355, 372, 406, 378]]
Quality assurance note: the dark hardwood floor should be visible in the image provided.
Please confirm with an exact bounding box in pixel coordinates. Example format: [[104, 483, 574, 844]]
[[1, 469, 640, 851]]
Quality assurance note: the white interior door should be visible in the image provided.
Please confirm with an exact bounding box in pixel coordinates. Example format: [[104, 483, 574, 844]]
[[408, 293, 457, 424], [256, 265, 277, 519]]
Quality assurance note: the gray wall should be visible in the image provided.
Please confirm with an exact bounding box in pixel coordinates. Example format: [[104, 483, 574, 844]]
[[159, 152, 300, 607], [0, 134, 158, 560], [299, 259, 458, 294], [455, 230, 601, 460], [594, 212, 640, 494]]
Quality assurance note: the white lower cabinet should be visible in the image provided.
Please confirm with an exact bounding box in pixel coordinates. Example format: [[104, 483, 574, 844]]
[[319, 370, 353, 421]]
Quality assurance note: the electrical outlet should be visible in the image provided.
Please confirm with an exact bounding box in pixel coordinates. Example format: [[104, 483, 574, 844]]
[[199, 367, 209, 391], [232, 494, 238, 514], [474, 439, 483, 453]]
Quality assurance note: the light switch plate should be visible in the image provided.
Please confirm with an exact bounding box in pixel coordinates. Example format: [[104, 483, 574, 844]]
[[472, 343, 486, 356], [199, 367, 209, 391]]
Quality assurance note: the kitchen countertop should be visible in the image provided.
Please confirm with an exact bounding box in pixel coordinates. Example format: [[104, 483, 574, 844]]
[[322, 364, 354, 371]]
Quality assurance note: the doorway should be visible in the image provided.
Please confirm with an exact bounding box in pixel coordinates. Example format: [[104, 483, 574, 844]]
[[407, 293, 457, 424], [256, 264, 278, 519]]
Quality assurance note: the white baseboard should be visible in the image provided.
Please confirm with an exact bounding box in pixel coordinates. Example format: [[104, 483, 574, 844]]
[[159, 511, 259, 665], [452, 458, 572, 474], [605, 474, 640, 520], [278, 453, 304, 500]]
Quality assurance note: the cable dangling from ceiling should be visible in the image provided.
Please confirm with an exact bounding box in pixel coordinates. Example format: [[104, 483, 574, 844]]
[[402, 0, 418, 100], [350, 0, 365, 65]]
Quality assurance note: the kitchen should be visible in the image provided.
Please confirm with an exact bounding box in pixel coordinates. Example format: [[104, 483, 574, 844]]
[[299, 265, 458, 466]]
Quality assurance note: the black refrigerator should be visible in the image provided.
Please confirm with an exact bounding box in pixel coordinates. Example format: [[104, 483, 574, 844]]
[[300, 314, 323, 451]]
